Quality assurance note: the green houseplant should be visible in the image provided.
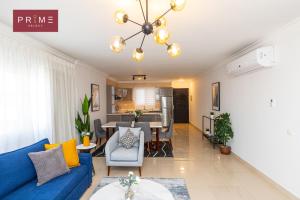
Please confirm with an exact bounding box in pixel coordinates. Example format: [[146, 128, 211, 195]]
[[133, 110, 143, 122], [214, 113, 234, 155], [75, 95, 93, 143]]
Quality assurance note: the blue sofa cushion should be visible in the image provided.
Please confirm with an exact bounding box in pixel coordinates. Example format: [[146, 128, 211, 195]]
[[2, 165, 88, 200], [0, 139, 49, 198]]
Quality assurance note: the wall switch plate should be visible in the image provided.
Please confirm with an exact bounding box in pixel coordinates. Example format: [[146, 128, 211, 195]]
[[270, 99, 276, 107], [287, 129, 296, 136]]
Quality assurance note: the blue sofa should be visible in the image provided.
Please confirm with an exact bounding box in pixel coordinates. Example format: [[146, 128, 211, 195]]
[[0, 139, 92, 200]]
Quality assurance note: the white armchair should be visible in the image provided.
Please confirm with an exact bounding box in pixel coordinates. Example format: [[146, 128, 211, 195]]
[[105, 131, 144, 176]]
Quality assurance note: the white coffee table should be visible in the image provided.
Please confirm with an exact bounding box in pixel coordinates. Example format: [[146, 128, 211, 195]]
[[90, 179, 174, 200]]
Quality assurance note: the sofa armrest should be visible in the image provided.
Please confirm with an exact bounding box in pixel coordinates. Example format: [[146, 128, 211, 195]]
[[79, 153, 92, 177], [137, 131, 145, 166], [105, 131, 119, 165]]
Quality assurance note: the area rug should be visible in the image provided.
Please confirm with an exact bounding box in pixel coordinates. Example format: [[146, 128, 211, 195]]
[[92, 177, 190, 200], [92, 141, 173, 158]]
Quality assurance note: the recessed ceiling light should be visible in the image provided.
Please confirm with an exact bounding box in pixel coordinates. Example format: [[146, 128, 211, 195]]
[[132, 75, 147, 81]]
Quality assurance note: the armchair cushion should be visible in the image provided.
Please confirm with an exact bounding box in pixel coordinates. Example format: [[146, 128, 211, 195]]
[[110, 147, 138, 162], [106, 131, 144, 167]]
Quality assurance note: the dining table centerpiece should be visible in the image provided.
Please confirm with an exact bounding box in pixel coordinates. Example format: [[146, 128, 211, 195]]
[[119, 171, 140, 200], [133, 110, 143, 122]]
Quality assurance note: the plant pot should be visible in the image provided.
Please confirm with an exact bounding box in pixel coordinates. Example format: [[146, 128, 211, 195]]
[[83, 136, 90, 146], [220, 145, 231, 155]]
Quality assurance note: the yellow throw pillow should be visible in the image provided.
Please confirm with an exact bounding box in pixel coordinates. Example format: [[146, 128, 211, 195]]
[[45, 139, 80, 168]]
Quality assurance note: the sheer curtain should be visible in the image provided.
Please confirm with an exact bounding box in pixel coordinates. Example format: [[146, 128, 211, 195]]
[[49, 57, 77, 143], [133, 87, 156, 110], [0, 34, 76, 153]]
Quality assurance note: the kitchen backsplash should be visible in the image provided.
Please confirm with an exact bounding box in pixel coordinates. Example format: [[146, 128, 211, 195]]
[[116, 100, 161, 112]]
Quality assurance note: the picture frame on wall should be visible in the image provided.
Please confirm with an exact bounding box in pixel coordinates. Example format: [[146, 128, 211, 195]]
[[91, 84, 100, 111], [212, 82, 220, 111]]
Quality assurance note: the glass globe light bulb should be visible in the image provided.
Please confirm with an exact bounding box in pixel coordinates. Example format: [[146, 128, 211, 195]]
[[154, 28, 170, 45], [155, 17, 167, 27], [114, 9, 128, 24], [167, 43, 181, 57], [170, 0, 187, 11], [132, 48, 144, 62], [110, 36, 126, 53]]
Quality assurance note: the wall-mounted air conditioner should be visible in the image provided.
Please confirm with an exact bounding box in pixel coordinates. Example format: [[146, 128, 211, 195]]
[[226, 46, 275, 76]]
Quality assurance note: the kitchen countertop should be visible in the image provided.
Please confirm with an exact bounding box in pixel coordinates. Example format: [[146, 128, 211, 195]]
[[107, 112, 162, 115]]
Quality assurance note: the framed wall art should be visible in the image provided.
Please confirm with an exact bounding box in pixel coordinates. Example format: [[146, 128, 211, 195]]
[[91, 84, 100, 111], [212, 82, 220, 111]]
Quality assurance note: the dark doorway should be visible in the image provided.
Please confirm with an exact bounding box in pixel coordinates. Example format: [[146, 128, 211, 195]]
[[173, 88, 189, 123]]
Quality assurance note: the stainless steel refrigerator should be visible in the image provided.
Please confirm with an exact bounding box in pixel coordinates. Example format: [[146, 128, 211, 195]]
[[161, 96, 173, 127]]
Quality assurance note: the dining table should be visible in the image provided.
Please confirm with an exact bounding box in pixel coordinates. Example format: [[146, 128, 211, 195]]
[[102, 121, 163, 151]]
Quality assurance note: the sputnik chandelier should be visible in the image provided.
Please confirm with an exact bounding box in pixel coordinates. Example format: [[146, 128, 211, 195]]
[[110, 0, 186, 62]]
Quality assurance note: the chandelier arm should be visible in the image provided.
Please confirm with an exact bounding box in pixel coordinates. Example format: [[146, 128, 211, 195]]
[[152, 8, 172, 25], [127, 19, 143, 26], [138, 0, 147, 22], [124, 31, 143, 41], [146, 0, 148, 22], [139, 34, 146, 49]]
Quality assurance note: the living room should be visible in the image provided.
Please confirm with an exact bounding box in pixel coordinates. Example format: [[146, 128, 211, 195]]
[[0, 0, 300, 200]]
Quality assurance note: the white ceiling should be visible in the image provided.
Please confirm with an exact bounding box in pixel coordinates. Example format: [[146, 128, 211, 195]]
[[1, 0, 300, 81]]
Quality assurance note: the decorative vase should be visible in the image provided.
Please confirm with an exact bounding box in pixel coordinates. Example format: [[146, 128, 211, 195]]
[[125, 186, 134, 200], [134, 117, 139, 122], [83, 135, 90, 146]]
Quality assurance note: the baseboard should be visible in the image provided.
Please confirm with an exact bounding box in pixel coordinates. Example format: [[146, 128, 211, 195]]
[[232, 153, 299, 200], [189, 122, 202, 132]]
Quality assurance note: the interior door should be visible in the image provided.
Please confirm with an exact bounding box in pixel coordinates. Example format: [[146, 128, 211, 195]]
[[173, 88, 189, 123]]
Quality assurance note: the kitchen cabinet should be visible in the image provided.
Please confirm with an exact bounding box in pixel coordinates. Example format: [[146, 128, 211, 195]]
[[115, 88, 132, 101], [107, 86, 116, 114]]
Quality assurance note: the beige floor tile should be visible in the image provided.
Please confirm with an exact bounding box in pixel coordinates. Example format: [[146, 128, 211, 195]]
[[81, 124, 295, 200]]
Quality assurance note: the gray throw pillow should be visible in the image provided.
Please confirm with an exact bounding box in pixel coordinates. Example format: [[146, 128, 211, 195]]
[[118, 127, 141, 143], [120, 129, 138, 149], [28, 145, 70, 186]]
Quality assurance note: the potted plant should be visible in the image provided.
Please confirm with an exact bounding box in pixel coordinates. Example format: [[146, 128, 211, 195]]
[[75, 95, 94, 143], [214, 113, 234, 155], [133, 110, 143, 122]]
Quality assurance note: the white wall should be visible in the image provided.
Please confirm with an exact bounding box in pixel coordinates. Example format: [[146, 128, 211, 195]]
[[190, 19, 300, 198], [75, 63, 107, 133]]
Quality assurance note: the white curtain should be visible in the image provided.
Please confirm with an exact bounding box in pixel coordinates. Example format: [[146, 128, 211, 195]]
[[49, 57, 77, 143], [133, 87, 156, 110], [0, 34, 76, 153]]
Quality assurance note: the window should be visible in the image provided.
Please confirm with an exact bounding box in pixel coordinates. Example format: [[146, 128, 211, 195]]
[[133, 87, 156, 109]]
